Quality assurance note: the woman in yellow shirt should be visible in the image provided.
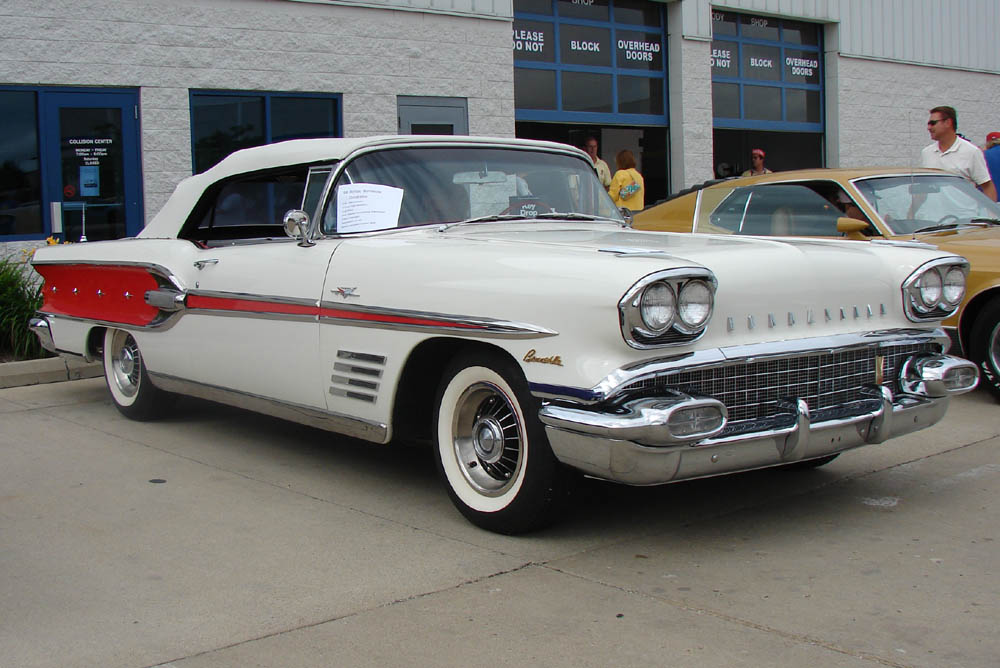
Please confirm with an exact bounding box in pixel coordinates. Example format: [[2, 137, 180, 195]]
[[608, 149, 644, 210]]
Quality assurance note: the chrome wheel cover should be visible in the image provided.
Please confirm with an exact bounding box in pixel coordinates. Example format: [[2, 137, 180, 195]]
[[990, 320, 1000, 376], [451, 381, 524, 496], [110, 330, 142, 398]]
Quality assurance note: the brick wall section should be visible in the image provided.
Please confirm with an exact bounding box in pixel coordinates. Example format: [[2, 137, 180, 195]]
[[0, 0, 514, 223], [831, 57, 1000, 169]]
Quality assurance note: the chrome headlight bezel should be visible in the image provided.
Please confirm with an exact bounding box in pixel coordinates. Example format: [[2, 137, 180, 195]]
[[620, 269, 718, 348], [902, 257, 969, 322]]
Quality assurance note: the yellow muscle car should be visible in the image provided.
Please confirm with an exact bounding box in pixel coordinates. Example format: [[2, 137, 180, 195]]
[[633, 168, 1000, 399]]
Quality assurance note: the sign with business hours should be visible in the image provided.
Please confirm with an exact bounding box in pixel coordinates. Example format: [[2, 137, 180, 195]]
[[65, 137, 113, 199]]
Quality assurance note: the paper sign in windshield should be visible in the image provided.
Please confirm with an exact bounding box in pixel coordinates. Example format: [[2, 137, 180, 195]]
[[336, 184, 404, 233]]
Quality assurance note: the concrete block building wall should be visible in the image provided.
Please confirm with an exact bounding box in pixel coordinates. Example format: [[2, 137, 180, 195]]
[[1, 0, 514, 223], [830, 56, 1000, 169]]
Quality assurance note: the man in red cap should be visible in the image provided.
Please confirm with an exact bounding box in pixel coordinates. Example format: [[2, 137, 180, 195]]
[[985, 131, 1000, 192], [920, 106, 996, 201], [741, 148, 772, 176]]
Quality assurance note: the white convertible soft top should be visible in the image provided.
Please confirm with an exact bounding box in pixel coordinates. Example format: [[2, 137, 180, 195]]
[[138, 135, 586, 238]]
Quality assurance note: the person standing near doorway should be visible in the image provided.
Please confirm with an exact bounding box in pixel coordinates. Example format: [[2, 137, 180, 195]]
[[585, 136, 612, 188], [609, 149, 644, 210], [921, 106, 997, 201], [741, 148, 772, 176]]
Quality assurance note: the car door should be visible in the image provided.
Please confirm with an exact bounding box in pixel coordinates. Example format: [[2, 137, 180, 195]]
[[160, 165, 340, 410]]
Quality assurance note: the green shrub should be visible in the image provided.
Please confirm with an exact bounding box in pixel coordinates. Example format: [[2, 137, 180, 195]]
[[0, 253, 46, 360]]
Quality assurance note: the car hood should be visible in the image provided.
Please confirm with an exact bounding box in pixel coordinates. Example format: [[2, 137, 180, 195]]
[[421, 223, 943, 346], [914, 225, 1000, 250], [443, 222, 912, 272]]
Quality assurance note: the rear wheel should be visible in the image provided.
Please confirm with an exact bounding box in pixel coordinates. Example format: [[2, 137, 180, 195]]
[[434, 351, 565, 534], [103, 328, 172, 420], [968, 297, 1000, 400]]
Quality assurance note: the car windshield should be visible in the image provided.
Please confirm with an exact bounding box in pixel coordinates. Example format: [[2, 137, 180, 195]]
[[853, 174, 1000, 235], [320, 146, 623, 234]]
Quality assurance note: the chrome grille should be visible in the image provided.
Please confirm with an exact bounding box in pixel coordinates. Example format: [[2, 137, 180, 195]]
[[622, 342, 940, 425]]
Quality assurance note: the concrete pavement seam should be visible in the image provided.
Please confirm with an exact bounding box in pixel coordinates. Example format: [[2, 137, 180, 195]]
[[143, 562, 539, 668], [542, 563, 911, 668]]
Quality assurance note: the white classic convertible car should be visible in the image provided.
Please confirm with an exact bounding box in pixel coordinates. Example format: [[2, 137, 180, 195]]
[[30, 136, 979, 533]]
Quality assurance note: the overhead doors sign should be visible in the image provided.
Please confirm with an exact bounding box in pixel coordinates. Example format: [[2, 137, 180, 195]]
[[784, 49, 820, 84], [616, 31, 662, 70]]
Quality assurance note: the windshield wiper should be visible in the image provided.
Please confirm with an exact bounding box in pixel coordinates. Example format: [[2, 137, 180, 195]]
[[533, 212, 625, 224], [912, 222, 963, 234], [437, 214, 527, 231], [913, 217, 1000, 234], [438, 211, 623, 231]]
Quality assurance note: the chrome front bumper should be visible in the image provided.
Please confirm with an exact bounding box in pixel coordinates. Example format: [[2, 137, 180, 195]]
[[539, 351, 977, 485]]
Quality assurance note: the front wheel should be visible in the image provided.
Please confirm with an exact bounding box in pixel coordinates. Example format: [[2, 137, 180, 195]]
[[103, 328, 172, 420], [434, 351, 565, 534], [968, 297, 1000, 400]]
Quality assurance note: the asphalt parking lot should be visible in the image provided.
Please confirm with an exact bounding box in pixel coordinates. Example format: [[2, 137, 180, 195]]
[[2, 377, 998, 668]]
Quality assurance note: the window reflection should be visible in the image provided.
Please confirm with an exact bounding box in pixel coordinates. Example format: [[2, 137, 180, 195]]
[[192, 95, 264, 173], [0, 90, 42, 236], [562, 72, 612, 112], [514, 69, 557, 110], [744, 85, 782, 121], [192, 93, 340, 173], [619, 76, 663, 115]]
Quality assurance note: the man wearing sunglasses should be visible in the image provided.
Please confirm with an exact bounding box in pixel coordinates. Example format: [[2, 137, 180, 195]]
[[921, 106, 996, 201]]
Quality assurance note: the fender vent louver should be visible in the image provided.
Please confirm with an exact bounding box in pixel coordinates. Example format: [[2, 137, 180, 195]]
[[329, 350, 386, 403]]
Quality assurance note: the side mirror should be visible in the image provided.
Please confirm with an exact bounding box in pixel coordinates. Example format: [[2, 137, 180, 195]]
[[283, 209, 314, 247], [837, 216, 869, 240]]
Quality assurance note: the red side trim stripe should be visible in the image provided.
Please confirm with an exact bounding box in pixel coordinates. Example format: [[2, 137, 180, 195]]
[[187, 295, 482, 330]]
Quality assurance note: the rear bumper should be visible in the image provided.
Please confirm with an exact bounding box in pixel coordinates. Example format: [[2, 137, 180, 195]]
[[28, 315, 56, 353]]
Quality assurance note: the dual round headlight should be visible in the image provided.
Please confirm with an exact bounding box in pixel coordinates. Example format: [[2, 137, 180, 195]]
[[640, 279, 714, 334], [909, 264, 966, 314]]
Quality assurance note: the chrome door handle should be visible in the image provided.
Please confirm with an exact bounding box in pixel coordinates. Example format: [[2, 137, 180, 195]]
[[194, 259, 219, 270]]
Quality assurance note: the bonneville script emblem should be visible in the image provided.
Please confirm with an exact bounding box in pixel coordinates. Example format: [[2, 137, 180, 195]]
[[523, 349, 563, 366]]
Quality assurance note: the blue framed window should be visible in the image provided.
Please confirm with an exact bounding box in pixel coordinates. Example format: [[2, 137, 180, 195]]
[[711, 11, 823, 132], [513, 0, 667, 126], [190, 90, 342, 173]]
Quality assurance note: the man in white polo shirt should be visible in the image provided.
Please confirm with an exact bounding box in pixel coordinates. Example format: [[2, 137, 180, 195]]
[[921, 105, 997, 201]]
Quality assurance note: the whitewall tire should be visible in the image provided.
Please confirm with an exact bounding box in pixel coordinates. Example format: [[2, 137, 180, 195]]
[[103, 328, 171, 420], [434, 351, 565, 534]]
